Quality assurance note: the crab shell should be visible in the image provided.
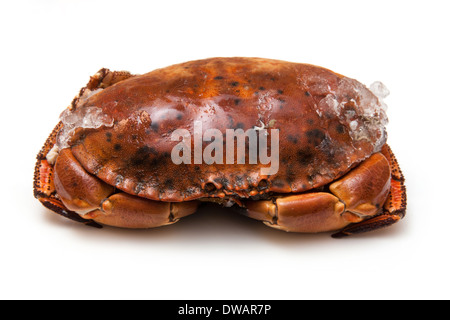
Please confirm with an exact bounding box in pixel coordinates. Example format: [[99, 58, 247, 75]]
[[34, 58, 406, 237]]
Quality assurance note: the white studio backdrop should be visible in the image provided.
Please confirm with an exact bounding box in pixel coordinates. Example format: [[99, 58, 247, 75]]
[[0, 0, 449, 300]]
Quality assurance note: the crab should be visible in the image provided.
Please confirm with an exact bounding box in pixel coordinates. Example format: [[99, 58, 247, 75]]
[[33, 57, 406, 238]]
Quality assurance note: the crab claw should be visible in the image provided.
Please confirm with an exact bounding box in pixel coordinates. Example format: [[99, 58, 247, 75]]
[[54, 148, 115, 214], [329, 153, 391, 217], [243, 152, 392, 233], [245, 193, 349, 233], [84, 193, 199, 228]]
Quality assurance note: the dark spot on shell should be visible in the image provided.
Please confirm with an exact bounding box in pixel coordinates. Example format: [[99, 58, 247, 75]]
[[176, 114, 183, 120], [297, 149, 315, 167], [105, 132, 112, 142], [230, 81, 239, 87], [336, 124, 346, 134], [236, 122, 245, 129], [117, 134, 124, 140], [325, 112, 334, 119], [214, 76, 224, 80], [227, 115, 235, 128], [305, 91, 311, 97], [204, 183, 216, 193], [151, 122, 159, 131], [164, 179, 175, 190], [131, 134, 138, 140], [234, 99, 241, 106], [287, 135, 299, 144], [130, 146, 156, 166], [257, 179, 269, 190], [114, 143, 122, 151], [278, 98, 286, 103], [319, 136, 339, 165], [307, 119, 314, 125], [285, 166, 296, 184], [277, 89, 284, 94], [306, 129, 325, 146], [235, 176, 244, 187], [259, 86, 265, 91]]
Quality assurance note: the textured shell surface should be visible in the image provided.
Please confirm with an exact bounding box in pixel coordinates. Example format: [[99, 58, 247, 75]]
[[58, 57, 388, 202]]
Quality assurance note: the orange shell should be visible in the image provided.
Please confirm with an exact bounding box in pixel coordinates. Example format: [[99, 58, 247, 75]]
[[60, 58, 387, 201]]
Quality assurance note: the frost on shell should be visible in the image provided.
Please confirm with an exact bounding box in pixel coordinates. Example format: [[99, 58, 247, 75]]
[[370, 81, 390, 100], [369, 81, 389, 113], [55, 89, 114, 150], [315, 77, 389, 153]]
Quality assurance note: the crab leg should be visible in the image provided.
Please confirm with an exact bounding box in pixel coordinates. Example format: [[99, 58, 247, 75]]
[[35, 128, 200, 229], [331, 145, 406, 238], [329, 153, 391, 216], [33, 122, 101, 227], [35, 157, 102, 227], [245, 193, 350, 233], [34, 69, 136, 227], [243, 152, 393, 234], [53, 148, 199, 228], [54, 148, 115, 214], [84, 193, 199, 228]]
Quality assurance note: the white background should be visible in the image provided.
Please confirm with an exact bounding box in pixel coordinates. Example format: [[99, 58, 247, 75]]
[[1, 0, 449, 300]]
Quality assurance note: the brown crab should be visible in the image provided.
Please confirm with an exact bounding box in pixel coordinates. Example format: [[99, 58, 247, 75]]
[[33, 57, 406, 237]]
